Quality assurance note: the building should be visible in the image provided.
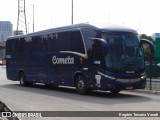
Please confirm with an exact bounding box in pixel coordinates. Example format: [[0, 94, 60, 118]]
[[0, 21, 13, 42], [152, 33, 160, 41], [13, 30, 24, 35], [0, 21, 12, 62], [0, 41, 5, 62]]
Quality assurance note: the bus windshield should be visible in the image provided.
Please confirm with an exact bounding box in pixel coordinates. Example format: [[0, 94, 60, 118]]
[[103, 32, 144, 73]]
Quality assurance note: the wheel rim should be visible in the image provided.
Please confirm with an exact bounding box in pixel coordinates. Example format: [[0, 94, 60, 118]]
[[78, 79, 85, 90], [20, 74, 24, 85]]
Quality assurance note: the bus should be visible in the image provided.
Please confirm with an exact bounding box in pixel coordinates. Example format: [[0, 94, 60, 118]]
[[5, 23, 154, 94]]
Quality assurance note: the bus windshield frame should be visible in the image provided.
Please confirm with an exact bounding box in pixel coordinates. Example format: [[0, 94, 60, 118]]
[[102, 32, 145, 73]]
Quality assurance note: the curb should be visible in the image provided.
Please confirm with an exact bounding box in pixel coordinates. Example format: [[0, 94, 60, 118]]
[[132, 89, 160, 95]]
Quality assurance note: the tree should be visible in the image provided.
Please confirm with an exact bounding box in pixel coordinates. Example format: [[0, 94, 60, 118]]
[[140, 34, 154, 42]]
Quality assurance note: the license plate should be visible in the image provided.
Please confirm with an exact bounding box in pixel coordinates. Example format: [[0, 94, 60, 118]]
[[126, 87, 133, 90]]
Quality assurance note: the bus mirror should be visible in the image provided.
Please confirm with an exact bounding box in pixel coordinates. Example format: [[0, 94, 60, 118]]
[[89, 38, 108, 44], [140, 39, 155, 59], [90, 37, 108, 47], [90, 37, 109, 54], [140, 39, 155, 54]]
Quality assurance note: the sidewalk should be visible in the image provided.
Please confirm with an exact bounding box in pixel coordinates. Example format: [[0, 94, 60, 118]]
[[132, 78, 160, 95], [133, 89, 160, 95]]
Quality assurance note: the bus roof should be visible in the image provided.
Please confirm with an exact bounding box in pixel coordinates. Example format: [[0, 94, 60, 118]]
[[101, 25, 137, 34], [7, 23, 98, 39], [7, 23, 138, 39]]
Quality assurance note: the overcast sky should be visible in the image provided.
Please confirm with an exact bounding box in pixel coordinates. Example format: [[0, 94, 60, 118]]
[[0, 0, 160, 35]]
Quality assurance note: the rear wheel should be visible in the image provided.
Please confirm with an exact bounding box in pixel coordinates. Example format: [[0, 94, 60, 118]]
[[19, 72, 32, 86], [76, 75, 88, 94]]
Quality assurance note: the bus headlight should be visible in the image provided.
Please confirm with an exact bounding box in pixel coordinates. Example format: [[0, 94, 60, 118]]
[[141, 75, 146, 79]]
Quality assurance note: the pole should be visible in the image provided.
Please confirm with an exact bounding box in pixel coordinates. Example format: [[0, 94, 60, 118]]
[[31, 4, 35, 32], [24, 0, 27, 34], [33, 5, 35, 32], [71, 0, 73, 24], [108, 15, 110, 24], [149, 59, 152, 90]]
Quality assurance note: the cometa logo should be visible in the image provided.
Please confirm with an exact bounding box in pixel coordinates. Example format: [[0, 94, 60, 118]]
[[52, 56, 74, 65]]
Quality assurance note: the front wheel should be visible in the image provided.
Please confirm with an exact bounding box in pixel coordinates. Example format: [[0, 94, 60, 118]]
[[19, 72, 32, 86], [76, 76, 88, 94], [110, 89, 121, 94]]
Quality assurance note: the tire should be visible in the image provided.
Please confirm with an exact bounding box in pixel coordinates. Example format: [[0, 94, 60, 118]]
[[76, 75, 88, 94], [110, 89, 121, 94], [19, 72, 32, 86]]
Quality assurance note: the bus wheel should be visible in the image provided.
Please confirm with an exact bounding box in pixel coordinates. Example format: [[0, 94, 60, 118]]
[[76, 76, 87, 94], [19, 72, 31, 86], [110, 89, 121, 94]]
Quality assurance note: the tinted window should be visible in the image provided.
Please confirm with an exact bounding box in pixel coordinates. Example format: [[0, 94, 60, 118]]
[[81, 28, 97, 51], [71, 31, 85, 54], [6, 38, 23, 54], [14, 38, 21, 53], [57, 32, 66, 51], [45, 33, 58, 52], [54, 31, 85, 54], [32, 35, 44, 52], [24, 37, 32, 53], [45, 34, 55, 52], [6, 39, 15, 54], [13, 37, 32, 53]]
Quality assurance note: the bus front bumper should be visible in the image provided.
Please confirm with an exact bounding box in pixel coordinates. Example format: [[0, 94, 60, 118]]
[[104, 78, 146, 91]]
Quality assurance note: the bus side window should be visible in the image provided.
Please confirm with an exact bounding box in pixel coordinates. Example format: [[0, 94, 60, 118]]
[[71, 31, 85, 54], [42, 35, 47, 52], [92, 42, 105, 69], [57, 32, 66, 51], [19, 38, 25, 53], [46, 33, 57, 52], [14, 38, 20, 53], [66, 32, 72, 51], [24, 37, 32, 53], [32, 36, 44, 52], [6, 39, 15, 54]]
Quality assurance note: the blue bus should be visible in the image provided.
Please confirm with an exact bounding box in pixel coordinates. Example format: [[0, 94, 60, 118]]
[[5, 23, 154, 94]]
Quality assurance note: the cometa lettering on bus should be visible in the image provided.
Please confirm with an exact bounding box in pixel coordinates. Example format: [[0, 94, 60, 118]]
[[52, 56, 74, 65]]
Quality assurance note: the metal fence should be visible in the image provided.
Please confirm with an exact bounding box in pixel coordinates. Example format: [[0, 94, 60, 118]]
[[145, 59, 160, 90]]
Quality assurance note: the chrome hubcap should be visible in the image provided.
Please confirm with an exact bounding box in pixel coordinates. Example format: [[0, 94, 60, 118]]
[[78, 80, 84, 90]]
